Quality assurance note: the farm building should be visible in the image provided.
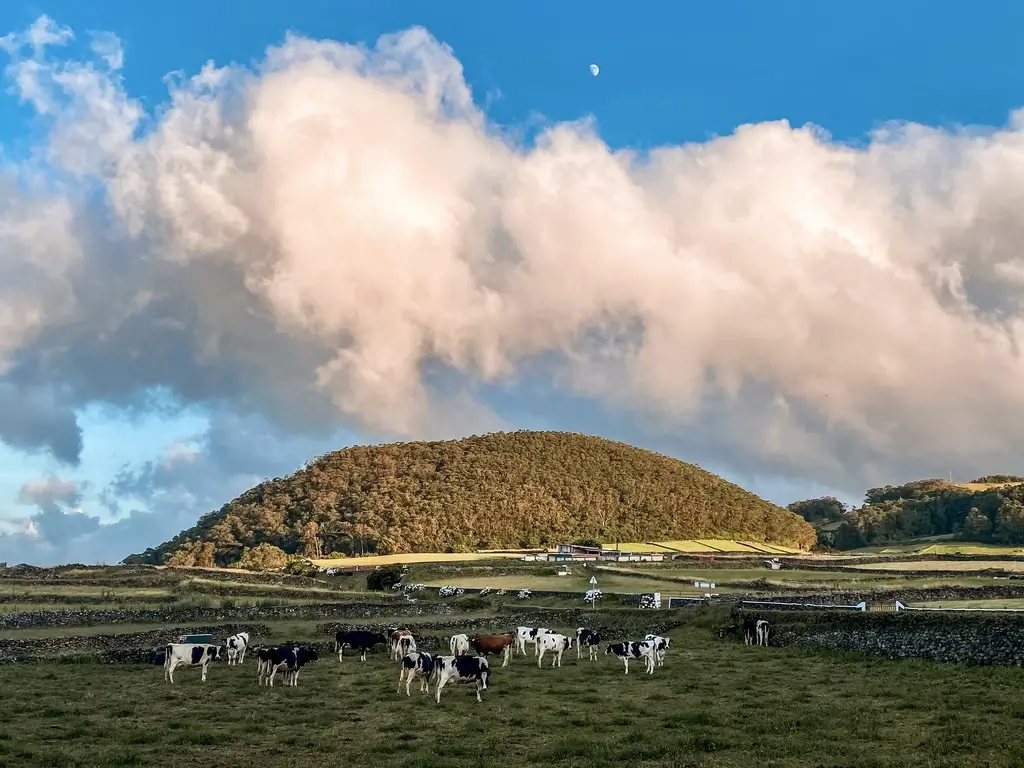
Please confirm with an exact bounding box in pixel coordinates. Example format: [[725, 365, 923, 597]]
[[548, 544, 665, 562]]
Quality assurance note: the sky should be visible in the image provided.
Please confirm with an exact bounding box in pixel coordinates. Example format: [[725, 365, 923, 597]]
[[1, 1, 1024, 565]]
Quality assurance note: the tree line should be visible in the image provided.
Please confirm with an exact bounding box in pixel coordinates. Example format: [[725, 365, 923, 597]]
[[789, 476, 1024, 549]]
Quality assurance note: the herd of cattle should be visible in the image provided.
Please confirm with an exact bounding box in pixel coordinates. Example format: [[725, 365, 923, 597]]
[[159, 619, 761, 703]]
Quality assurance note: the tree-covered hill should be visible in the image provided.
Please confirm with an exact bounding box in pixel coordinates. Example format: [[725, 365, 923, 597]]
[[124, 430, 816, 566], [789, 477, 1024, 550]]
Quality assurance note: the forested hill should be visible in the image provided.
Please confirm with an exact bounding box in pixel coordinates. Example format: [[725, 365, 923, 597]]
[[125, 430, 816, 567], [789, 476, 1024, 549]]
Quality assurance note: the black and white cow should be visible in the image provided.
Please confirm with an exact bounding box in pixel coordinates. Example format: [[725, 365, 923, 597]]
[[643, 634, 671, 667], [226, 632, 249, 666], [536, 633, 572, 668], [742, 615, 760, 645], [398, 651, 437, 696], [755, 619, 770, 647], [515, 626, 554, 656], [604, 641, 657, 675], [434, 655, 490, 703], [163, 643, 223, 684], [335, 630, 388, 663], [576, 627, 601, 660], [258, 645, 320, 687]]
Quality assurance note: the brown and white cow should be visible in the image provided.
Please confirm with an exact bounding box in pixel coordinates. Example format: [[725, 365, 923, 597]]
[[389, 628, 416, 660]]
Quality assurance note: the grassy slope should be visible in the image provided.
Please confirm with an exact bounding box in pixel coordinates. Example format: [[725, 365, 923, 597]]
[[4, 626, 1024, 767]]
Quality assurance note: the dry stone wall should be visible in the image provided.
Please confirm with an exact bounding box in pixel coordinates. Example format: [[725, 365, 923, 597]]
[[727, 609, 1024, 666]]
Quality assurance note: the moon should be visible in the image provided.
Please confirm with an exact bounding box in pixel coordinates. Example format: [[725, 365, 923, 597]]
[[590, 64, 599, 77]]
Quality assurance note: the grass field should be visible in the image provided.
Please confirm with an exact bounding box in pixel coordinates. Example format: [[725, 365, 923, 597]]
[[312, 552, 524, 567], [6, 626, 1024, 767], [420, 563, 1006, 595], [313, 539, 806, 568], [4, 557, 1024, 766], [607, 540, 804, 554], [953, 481, 1024, 492], [855, 560, 1024, 572], [856, 536, 1024, 557]]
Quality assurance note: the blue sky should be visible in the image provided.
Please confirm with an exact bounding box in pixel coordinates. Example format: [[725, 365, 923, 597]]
[[1, 1, 1024, 564]]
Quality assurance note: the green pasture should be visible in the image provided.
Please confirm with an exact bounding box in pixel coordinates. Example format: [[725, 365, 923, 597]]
[[3, 625, 1024, 767]]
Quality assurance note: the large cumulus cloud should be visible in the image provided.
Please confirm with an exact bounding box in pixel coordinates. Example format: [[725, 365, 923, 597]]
[[2, 15, 1024, 563]]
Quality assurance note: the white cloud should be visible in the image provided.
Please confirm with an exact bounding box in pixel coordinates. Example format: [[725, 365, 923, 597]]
[[0, 15, 1023, 562]]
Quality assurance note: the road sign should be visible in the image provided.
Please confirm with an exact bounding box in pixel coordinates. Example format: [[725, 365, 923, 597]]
[[589, 576, 597, 584]]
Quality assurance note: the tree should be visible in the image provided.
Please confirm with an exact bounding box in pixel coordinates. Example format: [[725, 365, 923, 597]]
[[236, 543, 288, 571], [961, 507, 992, 538], [299, 521, 324, 559], [994, 499, 1024, 544], [788, 497, 846, 524], [366, 564, 404, 591]]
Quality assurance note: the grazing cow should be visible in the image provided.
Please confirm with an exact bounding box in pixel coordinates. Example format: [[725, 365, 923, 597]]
[[742, 615, 760, 646], [225, 632, 249, 666], [536, 633, 573, 668], [755, 619, 770, 647], [434, 655, 490, 703], [576, 628, 601, 660], [397, 652, 436, 696], [397, 634, 417, 659], [643, 634, 671, 666], [450, 633, 470, 656], [259, 645, 319, 687], [469, 633, 515, 668], [335, 630, 388, 662], [604, 641, 657, 675], [163, 643, 223, 684], [389, 628, 416, 660], [515, 626, 554, 656]]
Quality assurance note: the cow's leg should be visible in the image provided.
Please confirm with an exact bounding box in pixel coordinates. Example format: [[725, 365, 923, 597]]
[[502, 645, 510, 668], [536, 647, 544, 668], [475, 680, 483, 702], [622, 657, 629, 675], [166, 659, 176, 684], [435, 677, 446, 704], [201, 661, 208, 683], [269, 665, 278, 687], [554, 650, 561, 668], [292, 668, 300, 687], [398, 668, 406, 694], [360, 649, 367, 662]]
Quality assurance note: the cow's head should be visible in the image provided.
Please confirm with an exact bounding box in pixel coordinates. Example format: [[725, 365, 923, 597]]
[[210, 645, 224, 661], [299, 646, 320, 664]]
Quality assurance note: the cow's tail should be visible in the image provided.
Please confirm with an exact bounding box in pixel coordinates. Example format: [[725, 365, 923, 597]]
[[163, 644, 172, 669]]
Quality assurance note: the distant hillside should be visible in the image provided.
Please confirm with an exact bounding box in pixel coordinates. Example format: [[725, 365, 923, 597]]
[[790, 476, 1024, 550], [124, 430, 816, 566]]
